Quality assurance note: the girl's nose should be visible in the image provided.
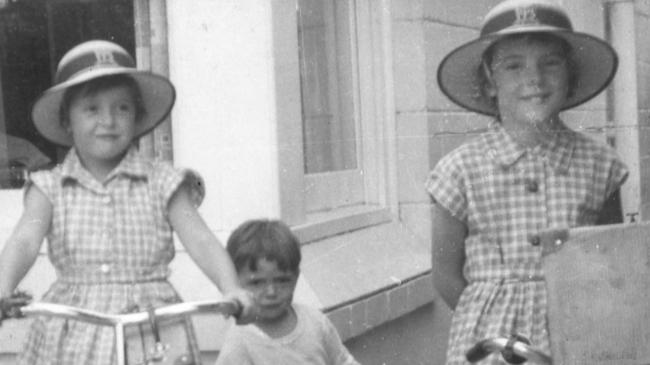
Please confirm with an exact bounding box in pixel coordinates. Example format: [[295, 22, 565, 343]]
[[524, 64, 542, 85], [98, 109, 116, 127]]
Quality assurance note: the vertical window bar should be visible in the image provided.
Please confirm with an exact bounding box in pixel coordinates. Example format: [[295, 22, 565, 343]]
[[133, 0, 173, 162]]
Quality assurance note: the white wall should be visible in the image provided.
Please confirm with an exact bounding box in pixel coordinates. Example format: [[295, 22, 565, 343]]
[[167, 0, 282, 233]]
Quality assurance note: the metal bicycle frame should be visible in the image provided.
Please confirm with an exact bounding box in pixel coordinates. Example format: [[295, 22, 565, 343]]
[[20, 300, 239, 365]]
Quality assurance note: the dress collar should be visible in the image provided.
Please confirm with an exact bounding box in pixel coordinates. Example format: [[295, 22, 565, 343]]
[[60, 146, 149, 188], [482, 120, 574, 174]]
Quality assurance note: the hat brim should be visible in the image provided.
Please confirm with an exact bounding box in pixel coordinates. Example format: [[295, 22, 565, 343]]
[[32, 67, 175, 146], [437, 29, 618, 116]]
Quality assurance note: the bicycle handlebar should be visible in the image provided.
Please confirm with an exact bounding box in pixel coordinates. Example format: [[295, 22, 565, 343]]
[[466, 336, 553, 365], [1, 295, 243, 365], [18, 300, 242, 327]]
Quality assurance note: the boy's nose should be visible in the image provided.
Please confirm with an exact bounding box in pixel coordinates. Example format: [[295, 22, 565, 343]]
[[263, 283, 277, 296]]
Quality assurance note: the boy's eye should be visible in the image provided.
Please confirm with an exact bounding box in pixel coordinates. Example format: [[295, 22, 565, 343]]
[[248, 279, 265, 287], [274, 277, 295, 286]]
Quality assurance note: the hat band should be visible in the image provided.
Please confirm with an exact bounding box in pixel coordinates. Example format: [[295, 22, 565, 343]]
[[481, 6, 572, 36], [56, 51, 136, 84]]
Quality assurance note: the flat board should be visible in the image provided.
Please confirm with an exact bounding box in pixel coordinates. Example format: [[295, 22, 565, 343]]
[[540, 223, 650, 365]]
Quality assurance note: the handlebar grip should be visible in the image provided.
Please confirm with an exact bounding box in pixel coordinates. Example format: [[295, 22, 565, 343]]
[[0, 291, 33, 323], [230, 299, 244, 320], [502, 334, 530, 365], [465, 340, 492, 362]]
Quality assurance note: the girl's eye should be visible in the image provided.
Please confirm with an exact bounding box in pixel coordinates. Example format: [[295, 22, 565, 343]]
[[493, 59, 522, 71], [542, 57, 564, 68], [117, 103, 134, 113], [503, 62, 522, 71]]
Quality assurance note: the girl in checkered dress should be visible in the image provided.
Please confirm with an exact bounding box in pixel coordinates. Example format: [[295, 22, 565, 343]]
[[427, 1, 628, 364], [0, 40, 254, 364]]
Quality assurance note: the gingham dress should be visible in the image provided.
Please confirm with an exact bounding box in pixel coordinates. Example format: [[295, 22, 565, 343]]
[[425, 121, 628, 365], [19, 147, 205, 365]]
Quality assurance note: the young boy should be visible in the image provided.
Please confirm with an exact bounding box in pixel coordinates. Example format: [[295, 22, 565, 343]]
[[216, 219, 360, 365]]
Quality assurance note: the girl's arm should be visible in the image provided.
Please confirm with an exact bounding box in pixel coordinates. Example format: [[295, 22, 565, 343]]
[[0, 186, 51, 298], [167, 183, 254, 321], [596, 190, 623, 225], [431, 202, 467, 310]]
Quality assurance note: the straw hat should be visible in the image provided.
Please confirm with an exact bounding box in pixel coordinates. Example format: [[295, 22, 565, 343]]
[[32, 40, 175, 146], [436, 0, 618, 116]]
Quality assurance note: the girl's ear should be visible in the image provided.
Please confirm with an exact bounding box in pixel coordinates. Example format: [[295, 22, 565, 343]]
[[482, 62, 498, 98], [63, 120, 73, 135], [485, 81, 497, 98]]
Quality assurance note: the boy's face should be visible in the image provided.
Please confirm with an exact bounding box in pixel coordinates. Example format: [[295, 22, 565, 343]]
[[238, 258, 298, 324], [68, 85, 137, 171], [485, 37, 570, 127]]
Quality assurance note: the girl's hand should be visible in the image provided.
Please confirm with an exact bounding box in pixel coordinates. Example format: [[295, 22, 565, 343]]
[[223, 289, 257, 325]]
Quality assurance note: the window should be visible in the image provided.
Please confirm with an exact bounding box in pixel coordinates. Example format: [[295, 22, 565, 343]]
[[278, 0, 396, 241], [298, 0, 358, 175]]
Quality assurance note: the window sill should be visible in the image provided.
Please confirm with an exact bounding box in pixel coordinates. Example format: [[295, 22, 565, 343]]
[[298, 220, 433, 340], [293, 205, 393, 244]]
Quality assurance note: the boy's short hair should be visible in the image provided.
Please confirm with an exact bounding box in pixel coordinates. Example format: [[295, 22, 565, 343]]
[[477, 32, 578, 115], [227, 219, 301, 274], [59, 74, 147, 128]]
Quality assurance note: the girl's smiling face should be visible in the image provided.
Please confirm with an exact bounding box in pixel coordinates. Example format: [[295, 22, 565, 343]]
[[68, 85, 137, 177], [485, 36, 570, 127]]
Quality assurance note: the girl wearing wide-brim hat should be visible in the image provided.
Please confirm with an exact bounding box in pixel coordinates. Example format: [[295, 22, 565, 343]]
[[425, 0, 628, 363], [0, 40, 254, 364]]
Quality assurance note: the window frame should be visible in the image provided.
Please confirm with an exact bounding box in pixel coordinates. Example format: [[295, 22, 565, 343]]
[[274, 0, 397, 243]]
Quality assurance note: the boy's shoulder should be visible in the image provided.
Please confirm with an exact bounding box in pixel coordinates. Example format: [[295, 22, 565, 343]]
[[293, 302, 328, 322]]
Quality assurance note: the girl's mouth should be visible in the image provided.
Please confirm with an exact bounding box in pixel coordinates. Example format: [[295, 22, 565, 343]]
[[522, 92, 549, 103]]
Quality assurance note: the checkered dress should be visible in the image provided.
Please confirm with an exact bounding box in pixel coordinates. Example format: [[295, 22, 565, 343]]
[[426, 121, 628, 365], [18, 147, 205, 365]]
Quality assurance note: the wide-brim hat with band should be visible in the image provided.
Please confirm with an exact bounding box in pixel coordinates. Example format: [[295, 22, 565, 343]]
[[32, 39, 175, 146], [437, 0, 618, 116]]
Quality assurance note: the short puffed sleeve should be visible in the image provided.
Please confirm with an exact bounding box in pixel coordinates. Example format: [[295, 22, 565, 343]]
[[153, 162, 206, 209], [425, 150, 468, 221], [25, 169, 58, 203]]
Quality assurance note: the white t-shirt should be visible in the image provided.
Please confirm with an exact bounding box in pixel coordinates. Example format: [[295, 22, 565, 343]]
[[215, 303, 360, 365]]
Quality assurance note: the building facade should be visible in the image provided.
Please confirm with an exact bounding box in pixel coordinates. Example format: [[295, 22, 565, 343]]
[[0, 1, 648, 364]]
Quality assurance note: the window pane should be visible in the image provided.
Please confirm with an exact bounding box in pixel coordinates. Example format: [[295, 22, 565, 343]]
[[0, 0, 134, 189], [297, 0, 358, 174]]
